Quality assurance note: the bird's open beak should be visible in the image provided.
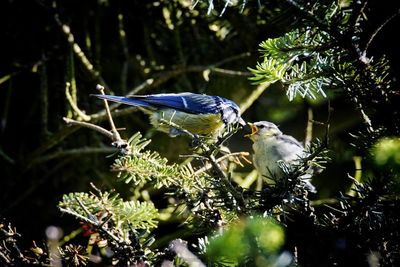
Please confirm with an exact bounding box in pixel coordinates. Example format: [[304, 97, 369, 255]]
[[245, 122, 258, 138]]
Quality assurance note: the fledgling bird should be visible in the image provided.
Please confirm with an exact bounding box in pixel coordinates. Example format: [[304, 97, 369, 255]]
[[94, 92, 245, 137], [246, 121, 316, 193]]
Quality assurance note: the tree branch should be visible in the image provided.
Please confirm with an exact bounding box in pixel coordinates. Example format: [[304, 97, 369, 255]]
[[63, 117, 114, 140], [364, 8, 400, 54], [54, 12, 108, 88], [65, 82, 91, 121], [29, 147, 117, 167], [194, 152, 250, 175]]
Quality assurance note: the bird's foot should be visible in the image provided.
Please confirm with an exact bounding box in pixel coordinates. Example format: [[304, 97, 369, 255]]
[[189, 134, 201, 148]]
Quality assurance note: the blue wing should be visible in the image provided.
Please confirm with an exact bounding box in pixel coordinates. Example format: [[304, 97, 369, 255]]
[[95, 93, 238, 114], [93, 92, 243, 125], [129, 93, 231, 115]]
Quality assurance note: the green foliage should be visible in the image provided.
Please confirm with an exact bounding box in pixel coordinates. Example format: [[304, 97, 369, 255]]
[[319, 176, 400, 266], [112, 132, 191, 188], [372, 137, 400, 168], [371, 137, 400, 191], [58, 187, 160, 265], [206, 217, 285, 266], [249, 29, 335, 100], [59, 190, 158, 241], [248, 0, 394, 113]]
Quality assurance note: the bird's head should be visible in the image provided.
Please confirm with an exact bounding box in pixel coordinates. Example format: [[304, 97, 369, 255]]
[[245, 121, 282, 141], [219, 98, 246, 126]]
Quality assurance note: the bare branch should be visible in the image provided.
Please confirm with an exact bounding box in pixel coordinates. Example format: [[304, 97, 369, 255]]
[[364, 8, 400, 54], [211, 68, 252, 77], [194, 152, 250, 175], [305, 107, 313, 148], [65, 82, 91, 121], [29, 146, 117, 167], [239, 82, 270, 115], [63, 117, 113, 139], [96, 85, 123, 143], [54, 13, 108, 87]]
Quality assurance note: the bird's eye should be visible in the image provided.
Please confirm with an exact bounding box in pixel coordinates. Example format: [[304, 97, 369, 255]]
[[257, 124, 265, 129]]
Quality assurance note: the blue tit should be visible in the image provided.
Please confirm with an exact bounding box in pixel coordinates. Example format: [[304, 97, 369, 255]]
[[94, 92, 245, 137], [246, 121, 316, 193]]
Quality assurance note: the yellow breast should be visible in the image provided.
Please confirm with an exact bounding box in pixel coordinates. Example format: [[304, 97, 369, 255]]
[[149, 109, 224, 136]]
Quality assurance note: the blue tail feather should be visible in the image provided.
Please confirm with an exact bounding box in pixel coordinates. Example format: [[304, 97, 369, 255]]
[[93, 94, 152, 108]]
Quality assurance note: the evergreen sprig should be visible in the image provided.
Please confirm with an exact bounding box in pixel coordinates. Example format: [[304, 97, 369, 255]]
[[59, 190, 158, 241], [316, 175, 400, 265], [249, 28, 340, 100], [112, 132, 197, 188], [249, 0, 395, 115]]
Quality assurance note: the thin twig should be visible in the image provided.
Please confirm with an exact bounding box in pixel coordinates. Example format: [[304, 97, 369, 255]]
[[54, 13, 107, 87], [59, 207, 122, 243], [118, 13, 129, 93], [211, 68, 252, 77], [179, 154, 209, 161], [351, 1, 369, 32], [220, 0, 231, 16], [324, 100, 332, 146], [305, 107, 313, 147], [76, 197, 98, 222], [347, 159, 363, 197], [158, 118, 197, 139], [90, 182, 103, 195], [0, 146, 15, 165], [96, 85, 123, 141], [206, 153, 245, 208], [65, 82, 91, 121], [29, 147, 117, 167], [239, 82, 270, 115], [310, 198, 338, 206], [194, 152, 250, 175], [210, 52, 250, 67], [40, 55, 50, 139], [63, 117, 114, 139], [67, 43, 77, 105], [96, 85, 130, 153], [364, 8, 400, 54], [321, 203, 347, 214]]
